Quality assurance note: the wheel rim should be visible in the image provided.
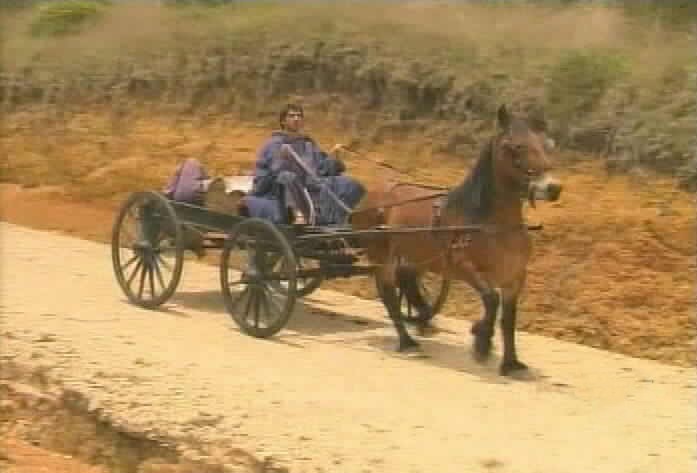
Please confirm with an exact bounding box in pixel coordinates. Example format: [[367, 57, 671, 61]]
[[376, 266, 450, 324], [221, 219, 296, 337], [112, 192, 183, 308], [398, 271, 450, 322]]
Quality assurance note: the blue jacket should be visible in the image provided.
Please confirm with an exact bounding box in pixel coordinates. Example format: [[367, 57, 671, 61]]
[[251, 131, 345, 197]]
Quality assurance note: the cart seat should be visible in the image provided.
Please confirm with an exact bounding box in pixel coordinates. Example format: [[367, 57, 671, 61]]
[[202, 175, 255, 195], [203, 175, 254, 215], [203, 175, 316, 225]]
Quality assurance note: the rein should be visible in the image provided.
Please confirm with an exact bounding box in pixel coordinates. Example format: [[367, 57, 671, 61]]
[[332, 145, 452, 217], [350, 191, 448, 217]]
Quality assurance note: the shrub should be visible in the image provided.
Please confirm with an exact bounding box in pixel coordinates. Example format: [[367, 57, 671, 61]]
[[545, 49, 627, 120], [1, 0, 40, 9], [162, 0, 235, 6], [617, 0, 697, 31], [29, 0, 108, 37]]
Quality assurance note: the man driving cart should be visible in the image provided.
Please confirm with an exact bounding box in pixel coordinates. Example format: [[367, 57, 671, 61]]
[[246, 103, 365, 225]]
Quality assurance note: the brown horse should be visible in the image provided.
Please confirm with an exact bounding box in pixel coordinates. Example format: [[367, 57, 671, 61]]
[[352, 105, 562, 376]]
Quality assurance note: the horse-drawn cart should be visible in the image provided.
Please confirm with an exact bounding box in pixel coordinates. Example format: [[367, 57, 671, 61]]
[[111, 183, 451, 338], [111, 107, 560, 376]]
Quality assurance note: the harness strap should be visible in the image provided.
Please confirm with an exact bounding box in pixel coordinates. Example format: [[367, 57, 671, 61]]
[[352, 191, 448, 217], [431, 196, 445, 228]]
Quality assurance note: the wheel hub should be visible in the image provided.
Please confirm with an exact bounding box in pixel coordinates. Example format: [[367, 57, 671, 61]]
[[132, 240, 153, 252]]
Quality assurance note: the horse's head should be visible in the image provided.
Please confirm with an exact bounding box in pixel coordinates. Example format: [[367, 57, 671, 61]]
[[493, 105, 562, 208]]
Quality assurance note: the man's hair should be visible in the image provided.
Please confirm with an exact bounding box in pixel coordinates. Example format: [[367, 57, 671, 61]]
[[279, 103, 304, 129]]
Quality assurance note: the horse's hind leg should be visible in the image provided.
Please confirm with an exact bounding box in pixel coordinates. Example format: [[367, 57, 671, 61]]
[[499, 282, 528, 376], [378, 261, 419, 352], [396, 264, 433, 330]]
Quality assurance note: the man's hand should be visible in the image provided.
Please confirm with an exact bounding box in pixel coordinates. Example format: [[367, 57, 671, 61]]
[[277, 170, 297, 185], [329, 143, 346, 154]]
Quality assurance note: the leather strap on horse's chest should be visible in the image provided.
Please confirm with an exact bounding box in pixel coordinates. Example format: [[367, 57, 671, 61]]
[[432, 196, 467, 250], [432, 197, 473, 251], [431, 196, 445, 228]]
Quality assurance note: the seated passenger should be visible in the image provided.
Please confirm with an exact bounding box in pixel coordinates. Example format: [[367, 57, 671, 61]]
[[246, 103, 365, 225]]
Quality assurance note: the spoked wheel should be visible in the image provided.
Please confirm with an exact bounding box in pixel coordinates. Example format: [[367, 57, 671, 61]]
[[111, 191, 184, 308], [220, 218, 297, 338], [375, 266, 450, 325]]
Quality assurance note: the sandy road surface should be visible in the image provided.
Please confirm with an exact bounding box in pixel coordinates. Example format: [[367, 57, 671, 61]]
[[1, 222, 695, 473]]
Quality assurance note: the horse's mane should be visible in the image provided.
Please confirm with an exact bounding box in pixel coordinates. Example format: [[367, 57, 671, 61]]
[[445, 139, 496, 220]]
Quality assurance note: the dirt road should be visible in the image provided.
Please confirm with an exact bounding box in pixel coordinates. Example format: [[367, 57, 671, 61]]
[[1, 222, 695, 473]]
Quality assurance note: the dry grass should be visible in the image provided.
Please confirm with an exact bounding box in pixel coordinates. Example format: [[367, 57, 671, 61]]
[[1, 3, 693, 169], [2, 2, 693, 91]]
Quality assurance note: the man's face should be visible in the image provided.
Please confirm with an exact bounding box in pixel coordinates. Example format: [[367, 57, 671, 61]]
[[283, 110, 304, 133]]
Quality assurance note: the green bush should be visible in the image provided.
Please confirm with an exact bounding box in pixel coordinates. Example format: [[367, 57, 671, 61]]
[[29, 1, 108, 37], [545, 49, 627, 120], [163, 0, 235, 6], [617, 0, 697, 30], [1, 0, 40, 9]]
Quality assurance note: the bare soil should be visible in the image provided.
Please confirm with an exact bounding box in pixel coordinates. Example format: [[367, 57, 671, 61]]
[[0, 438, 106, 473], [1, 222, 695, 473], [1, 112, 694, 367], [0, 111, 694, 471]]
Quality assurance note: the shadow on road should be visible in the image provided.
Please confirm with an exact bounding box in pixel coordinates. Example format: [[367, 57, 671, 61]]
[[169, 289, 546, 383]]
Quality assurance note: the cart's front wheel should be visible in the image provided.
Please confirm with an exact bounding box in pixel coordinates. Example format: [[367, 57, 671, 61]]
[[220, 218, 297, 338], [111, 191, 184, 308]]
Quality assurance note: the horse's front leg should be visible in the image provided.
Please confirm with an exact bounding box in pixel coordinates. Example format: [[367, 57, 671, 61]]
[[499, 283, 528, 376], [460, 265, 499, 361], [378, 260, 419, 352], [471, 288, 499, 361]]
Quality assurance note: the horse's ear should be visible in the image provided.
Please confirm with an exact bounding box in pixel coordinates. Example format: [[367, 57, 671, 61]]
[[497, 104, 512, 131]]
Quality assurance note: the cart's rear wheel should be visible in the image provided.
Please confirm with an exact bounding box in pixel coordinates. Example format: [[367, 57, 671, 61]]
[[112, 191, 184, 308], [220, 218, 297, 338], [375, 266, 450, 324]]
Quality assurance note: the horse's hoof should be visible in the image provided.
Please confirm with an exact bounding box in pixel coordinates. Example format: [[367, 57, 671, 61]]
[[397, 337, 420, 352], [499, 359, 528, 376]]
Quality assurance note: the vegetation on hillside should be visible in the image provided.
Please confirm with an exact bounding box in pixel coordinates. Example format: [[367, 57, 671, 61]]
[[1, 1, 695, 187]]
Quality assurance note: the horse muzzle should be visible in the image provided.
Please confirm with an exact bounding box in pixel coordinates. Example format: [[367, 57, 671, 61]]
[[528, 176, 562, 208]]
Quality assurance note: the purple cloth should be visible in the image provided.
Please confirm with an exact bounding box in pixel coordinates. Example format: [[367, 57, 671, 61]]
[[163, 158, 208, 205]]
